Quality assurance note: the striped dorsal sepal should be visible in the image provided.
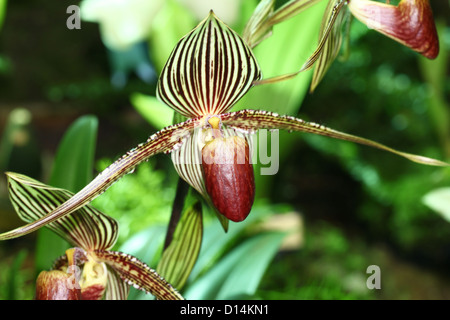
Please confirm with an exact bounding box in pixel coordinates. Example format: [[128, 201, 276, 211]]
[[157, 11, 262, 118]]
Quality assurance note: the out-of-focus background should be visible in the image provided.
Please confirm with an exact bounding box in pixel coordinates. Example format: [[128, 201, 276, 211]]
[[0, 0, 450, 300]]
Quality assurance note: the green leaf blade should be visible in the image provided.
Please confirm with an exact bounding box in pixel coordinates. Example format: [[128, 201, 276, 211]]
[[157, 201, 203, 290], [184, 231, 286, 300], [49, 115, 98, 192]]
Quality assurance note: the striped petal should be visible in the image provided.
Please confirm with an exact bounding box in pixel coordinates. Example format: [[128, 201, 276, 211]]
[[157, 11, 262, 118], [0, 118, 200, 240], [220, 109, 449, 167], [94, 250, 184, 300], [309, 0, 348, 92], [6, 172, 118, 251], [104, 266, 130, 300], [171, 126, 208, 199], [266, 0, 323, 26], [242, 0, 275, 48], [243, 0, 323, 49], [157, 201, 203, 290], [252, 0, 348, 89], [348, 0, 439, 59]]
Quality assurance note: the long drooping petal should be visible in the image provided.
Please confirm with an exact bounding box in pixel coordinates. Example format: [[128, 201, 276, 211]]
[[104, 265, 130, 300], [157, 11, 262, 118], [94, 250, 184, 300], [243, 0, 323, 48], [348, 0, 439, 59], [242, 0, 275, 48], [309, 0, 349, 92], [220, 109, 449, 167], [0, 118, 200, 240], [6, 172, 118, 251], [253, 0, 348, 90]]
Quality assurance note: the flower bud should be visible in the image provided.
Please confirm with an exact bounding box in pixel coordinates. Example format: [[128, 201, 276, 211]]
[[348, 0, 439, 59], [202, 135, 255, 222], [35, 270, 81, 300]]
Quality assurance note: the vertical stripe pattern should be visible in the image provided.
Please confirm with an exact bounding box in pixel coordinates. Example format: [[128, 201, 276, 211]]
[[157, 11, 262, 118], [310, 0, 347, 91], [7, 173, 118, 251], [104, 266, 130, 300], [95, 250, 184, 300]]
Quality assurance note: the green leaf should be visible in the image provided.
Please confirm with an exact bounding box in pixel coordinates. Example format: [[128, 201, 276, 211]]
[[157, 201, 203, 290], [188, 201, 275, 281], [268, 0, 322, 26], [118, 224, 167, 267], [423, 187, 450, 223], [156, 11, 262, 118], [148, 0, 197, 73], [184, 231, 286, 300], [249, 0, 348, 93], [6, 249, 27, 300], [118, 224, 167, 300], [49, 115, 98, 192], [0, 0, 7, 32], [130, 92, 174, 130]]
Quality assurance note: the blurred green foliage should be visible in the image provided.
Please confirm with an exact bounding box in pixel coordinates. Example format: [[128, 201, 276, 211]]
[[91, 159, 176, 245]]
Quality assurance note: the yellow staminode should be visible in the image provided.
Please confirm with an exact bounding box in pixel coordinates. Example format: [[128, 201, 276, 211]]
[[208, 116, 221, 130]]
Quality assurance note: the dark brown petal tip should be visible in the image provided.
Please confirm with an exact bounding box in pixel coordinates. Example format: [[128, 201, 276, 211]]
[[349, 0, 439, 59]]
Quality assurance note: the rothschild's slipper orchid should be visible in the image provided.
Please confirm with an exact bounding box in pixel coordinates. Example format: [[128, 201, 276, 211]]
[[6, 173, 183, 300], [347, 0, 439, 59], [250, 0, 440, 91], [0, 11, 447, 240]]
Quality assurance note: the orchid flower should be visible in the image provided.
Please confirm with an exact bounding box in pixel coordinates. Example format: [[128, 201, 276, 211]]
[[348, 0, 439, 59], [0, 10, 447, 240], [6, 172, 183, 300], [249, 0, 440, 91]]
